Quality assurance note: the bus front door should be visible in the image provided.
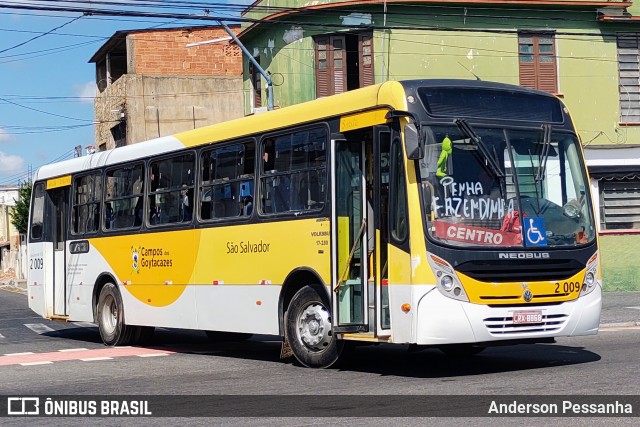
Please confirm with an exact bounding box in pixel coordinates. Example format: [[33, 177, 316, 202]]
[[333, 137, 368, 331], [48, 187, 69, 317]]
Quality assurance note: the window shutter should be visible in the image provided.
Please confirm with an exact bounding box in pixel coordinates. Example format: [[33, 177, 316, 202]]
[[536, 34, 557, 93], [315, 35, 347, 97], [518, 33, 557, 93], [617, 33, 640, 123], [359, 33, 375, 87], [315, 36, 330, 98], [600, 179, 640, 230], [331, 36, 347, 94]]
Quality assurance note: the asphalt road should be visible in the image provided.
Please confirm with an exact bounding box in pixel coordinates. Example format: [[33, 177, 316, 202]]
[[0, 288, 638, 426]]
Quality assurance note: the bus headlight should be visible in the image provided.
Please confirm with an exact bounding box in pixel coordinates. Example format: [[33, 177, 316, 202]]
[[580, 252, 600, 297], [441, 275, 454, 291], [427, 252, 469, 302]]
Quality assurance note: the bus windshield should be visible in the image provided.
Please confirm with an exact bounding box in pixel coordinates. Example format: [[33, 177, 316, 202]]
[[418, 124, 596, 248]]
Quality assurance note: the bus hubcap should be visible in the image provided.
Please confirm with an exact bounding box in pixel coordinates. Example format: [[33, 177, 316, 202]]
[[297, 303, 331, 351], [102, 295, 117, 333]]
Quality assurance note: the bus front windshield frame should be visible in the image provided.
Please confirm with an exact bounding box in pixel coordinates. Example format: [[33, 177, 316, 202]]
[[417, 123, 596, 248]]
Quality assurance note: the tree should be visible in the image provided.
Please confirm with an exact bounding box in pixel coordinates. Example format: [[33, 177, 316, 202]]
[[10, 181, 32, 235]]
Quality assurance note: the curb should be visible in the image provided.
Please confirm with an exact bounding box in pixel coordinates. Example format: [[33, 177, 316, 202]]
[[599, 322, 640, 329]]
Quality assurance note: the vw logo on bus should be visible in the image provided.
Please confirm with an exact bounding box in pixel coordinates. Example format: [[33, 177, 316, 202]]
[[522, 283, 533, 302]]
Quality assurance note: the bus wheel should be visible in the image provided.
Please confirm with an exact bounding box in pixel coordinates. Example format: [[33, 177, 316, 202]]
[[438, 344, 486, 357], [286, 286, 342, 368], [205, 331, 253, 342], [97, 283, 134, 346]]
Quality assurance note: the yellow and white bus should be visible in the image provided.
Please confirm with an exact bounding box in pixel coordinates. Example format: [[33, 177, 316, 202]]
[[27, 80, 601, 367]]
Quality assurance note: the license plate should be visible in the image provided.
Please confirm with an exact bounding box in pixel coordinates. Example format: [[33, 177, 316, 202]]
[[513, 310, 542, 324]]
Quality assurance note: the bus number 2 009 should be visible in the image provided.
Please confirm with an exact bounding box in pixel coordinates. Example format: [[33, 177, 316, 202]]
[[30, 258, 43, 270], [555, 281, 581, 294]]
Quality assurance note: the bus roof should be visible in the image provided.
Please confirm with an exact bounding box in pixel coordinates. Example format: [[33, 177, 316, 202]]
[[34, 81, 406, 182]]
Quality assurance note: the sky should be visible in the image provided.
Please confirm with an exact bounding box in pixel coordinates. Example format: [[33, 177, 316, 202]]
[[0, 0, 253, 185]]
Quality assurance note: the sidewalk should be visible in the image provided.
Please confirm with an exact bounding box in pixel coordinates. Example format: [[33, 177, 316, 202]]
[[600, 291, 640, 328], [0, 281, 638, 328]]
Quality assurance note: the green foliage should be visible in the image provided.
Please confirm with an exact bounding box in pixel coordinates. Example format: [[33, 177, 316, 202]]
[[10, 181, 32, 235]]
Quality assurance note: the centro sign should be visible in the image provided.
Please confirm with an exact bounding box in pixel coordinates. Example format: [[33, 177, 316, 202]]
[[498, 252, 550, 259]]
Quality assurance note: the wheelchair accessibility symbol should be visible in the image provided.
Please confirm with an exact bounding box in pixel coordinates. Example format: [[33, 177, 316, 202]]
[[524, 217, 547, 247]]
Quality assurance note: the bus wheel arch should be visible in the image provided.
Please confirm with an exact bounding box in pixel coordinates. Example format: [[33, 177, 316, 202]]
[[278, 268, 330, 336]]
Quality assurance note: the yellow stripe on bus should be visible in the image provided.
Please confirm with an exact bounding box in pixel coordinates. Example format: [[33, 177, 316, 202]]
[[46, 175, 72, 189], [340, 108, 389, 132]]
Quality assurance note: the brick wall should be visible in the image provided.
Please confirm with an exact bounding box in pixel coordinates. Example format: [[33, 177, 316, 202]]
[[132, 27, 242, 76]]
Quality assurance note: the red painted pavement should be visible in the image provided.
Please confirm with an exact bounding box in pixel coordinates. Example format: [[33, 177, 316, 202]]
[[0, 347, 175, 366]]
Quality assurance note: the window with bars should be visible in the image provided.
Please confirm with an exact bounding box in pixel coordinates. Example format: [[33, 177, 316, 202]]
[[518, 32, 558, 93], [599, 178, 640, 230], [617, 34, 640, 123]]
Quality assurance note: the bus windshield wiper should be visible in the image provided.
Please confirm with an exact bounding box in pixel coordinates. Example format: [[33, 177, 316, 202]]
[[535, 124, 552, 182], [455, 119, 504, 178]]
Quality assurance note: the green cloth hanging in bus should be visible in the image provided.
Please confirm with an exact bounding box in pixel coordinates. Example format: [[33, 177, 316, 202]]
[[436, 136, 452, 178]]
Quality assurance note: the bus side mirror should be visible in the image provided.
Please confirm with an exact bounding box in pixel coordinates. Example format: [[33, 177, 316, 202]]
[[404, 123, 424, 160]]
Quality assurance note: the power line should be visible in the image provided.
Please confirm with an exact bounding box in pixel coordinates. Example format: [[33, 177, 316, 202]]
[[0, 14, 83, 54], [0, 96, 94, 122]]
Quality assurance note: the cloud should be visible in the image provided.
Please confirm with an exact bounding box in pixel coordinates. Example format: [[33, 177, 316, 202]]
[[0, 151, 25, 177], [74, 81, 96, 104], [0, 128, 14, 142]]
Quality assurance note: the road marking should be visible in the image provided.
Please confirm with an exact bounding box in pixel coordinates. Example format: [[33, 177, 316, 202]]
[[58, 348, 88, 352], [137, 353, 169, 358], [0, 347, 175, 367], [24, 323, 55, 334], [0, 332, 5, 340], [625, 306, 640, 311], [20, 361, 53, 366], [4, 352, 35, 356], [80, 357, 113, 362]]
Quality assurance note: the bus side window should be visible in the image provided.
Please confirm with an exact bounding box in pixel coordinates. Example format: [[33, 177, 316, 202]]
[[200, 141, 254, 220], [259, 128, 326, 214], [148, 153, 195, 226], [105, 163, 144, 230], [72, 173, 102, 235], [29, 183, 45, 241]]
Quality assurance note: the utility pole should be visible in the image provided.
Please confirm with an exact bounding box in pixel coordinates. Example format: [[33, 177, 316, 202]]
[[187, 22, 274, 111]]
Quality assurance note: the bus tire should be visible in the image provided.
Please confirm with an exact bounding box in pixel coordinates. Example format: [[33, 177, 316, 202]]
[[285, 286, 342, 368], [205, 331, 252, 342], [96, 283, 134, 346], [438, 344, 486, 357]]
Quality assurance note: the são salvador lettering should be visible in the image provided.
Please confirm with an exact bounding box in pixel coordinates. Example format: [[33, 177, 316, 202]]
[[227, 240, 271, 254]]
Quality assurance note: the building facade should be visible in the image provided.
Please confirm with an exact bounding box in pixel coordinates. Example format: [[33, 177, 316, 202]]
[[0, 186, 21, 278], [239, 0, 640, 290], [90, 25, 245, 150]]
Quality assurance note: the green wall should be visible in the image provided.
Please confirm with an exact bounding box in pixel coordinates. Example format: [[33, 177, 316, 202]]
[[600, 234, 640, 292]]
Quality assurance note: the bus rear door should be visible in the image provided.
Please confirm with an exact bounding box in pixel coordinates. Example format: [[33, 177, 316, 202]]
[[28, 178, 71, 318]]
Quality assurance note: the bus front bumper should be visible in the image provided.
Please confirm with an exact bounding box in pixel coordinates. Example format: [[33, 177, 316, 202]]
[[414, 285, 602, 345]]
